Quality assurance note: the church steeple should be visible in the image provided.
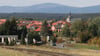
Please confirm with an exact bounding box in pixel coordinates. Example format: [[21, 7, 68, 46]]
[[66, 11, 72, 23]]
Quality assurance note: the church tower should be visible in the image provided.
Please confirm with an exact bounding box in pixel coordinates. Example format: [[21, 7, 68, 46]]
[[66, 11, 72, 23]]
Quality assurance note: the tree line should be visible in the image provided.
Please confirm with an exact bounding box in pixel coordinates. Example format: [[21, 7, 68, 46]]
[[61, 17, 100, 46]]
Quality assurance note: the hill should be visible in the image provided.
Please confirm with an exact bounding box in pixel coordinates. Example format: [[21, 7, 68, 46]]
[[0, 3, 100, 13]]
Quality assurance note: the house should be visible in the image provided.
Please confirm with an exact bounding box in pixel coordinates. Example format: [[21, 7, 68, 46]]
[[17, 20, 42, 32], [0, 15, 72, 33], [0, 19, 6, 22], [34, 26, 41, 31], [0, 19, 6, 25], [51, 14, 72, 32], [51, 20, 71, 32]]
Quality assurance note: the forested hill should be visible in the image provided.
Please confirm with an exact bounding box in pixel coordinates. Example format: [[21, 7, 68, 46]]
[[0, 13, 100, 20], [0, 3, 100, 13]]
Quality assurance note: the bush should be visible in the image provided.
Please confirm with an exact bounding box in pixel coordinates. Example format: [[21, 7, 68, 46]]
[[4, 38, 9, 45], [21, 34, 25, 45], [28, 33, 34, 45], [28, 31, 41, 45], [10, 40, 16, 46], [88, 37, 100, 46], [77, 31, 92, 43], [51, 36, 57, 43], [41, 37, 46, 43], [56, 37, 63, 43]]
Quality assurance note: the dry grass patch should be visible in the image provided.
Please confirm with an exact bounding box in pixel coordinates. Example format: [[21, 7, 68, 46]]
[[15, 45, 100, 56], [0, 47, 46, 56]]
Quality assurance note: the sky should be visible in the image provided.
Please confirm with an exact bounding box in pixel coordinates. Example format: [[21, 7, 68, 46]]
[[0, 0, 100, 7]]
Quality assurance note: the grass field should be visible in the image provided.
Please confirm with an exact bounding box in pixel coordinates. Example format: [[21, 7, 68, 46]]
[[1, 44, 100, 56], [31, 45, 100, 56], [0, 47, 45, 56], [69, 43, 100, 50], [9, 45, 100, 56]]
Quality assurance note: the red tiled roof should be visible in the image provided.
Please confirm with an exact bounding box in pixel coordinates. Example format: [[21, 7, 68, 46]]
[[34, 27, 41, 31], [52, 22, 57, 25], [66, 22, 71, 26], [52, 20, 71, 26], [0, 19, 6, 25], [0, 22, 3, 25], [17, 24, 26, 26], [0, 19, 6, 23], [62, 22, 66, 24], [0, 19, 6, 22], [26, 25, 30, 28], [57, 21, 63, 23]]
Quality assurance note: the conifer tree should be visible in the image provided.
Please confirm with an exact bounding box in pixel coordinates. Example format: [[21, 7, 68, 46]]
[[40, 20, 52, 36]]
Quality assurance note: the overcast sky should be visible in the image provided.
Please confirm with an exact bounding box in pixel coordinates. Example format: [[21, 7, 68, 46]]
[[0, 0, 100, 7]]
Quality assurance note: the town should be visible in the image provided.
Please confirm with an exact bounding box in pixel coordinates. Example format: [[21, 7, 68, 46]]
[[0, 14, 71, 45], [0, 13, 100, 56], [0, 0, 100, 56]]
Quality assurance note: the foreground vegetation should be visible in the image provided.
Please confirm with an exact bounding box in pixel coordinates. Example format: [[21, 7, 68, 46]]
[[3, 44, 100, 56], [60, 17, 100, 46], [66, 43, 100, 50]]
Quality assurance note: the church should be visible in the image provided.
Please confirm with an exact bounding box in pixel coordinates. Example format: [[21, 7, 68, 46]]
[[51, 13, 72, 32]]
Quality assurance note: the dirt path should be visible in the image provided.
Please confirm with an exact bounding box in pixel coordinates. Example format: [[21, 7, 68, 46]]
[[1, 47, 73, 56]]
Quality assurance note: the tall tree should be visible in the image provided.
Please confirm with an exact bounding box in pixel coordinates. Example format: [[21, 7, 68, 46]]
[[87, 18, 100, 37], [20, 26, 27, 44], [9, 17, 18, 35], [40, 20, 52, 36], [61, 23, 70, 37], [71, 20, 85, 37], [28, 31, 41, 44], [4, 19, 11, 35], [0, 18, 18, 35]]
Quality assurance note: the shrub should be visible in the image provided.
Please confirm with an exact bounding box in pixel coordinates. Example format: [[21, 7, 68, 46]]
[[10, 40, 16, 46], [88, 37, 100, 46], [51, 36, 57, 43], [56, 37, 63, 43], [41, 37, 47, 43], [28, 31, 41, 45], [77, 31, 92, 43], [4, 38, 9, 45]]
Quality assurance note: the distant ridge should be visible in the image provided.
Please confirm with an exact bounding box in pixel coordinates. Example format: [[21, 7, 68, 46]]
[[0, 3, 100, 13]]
